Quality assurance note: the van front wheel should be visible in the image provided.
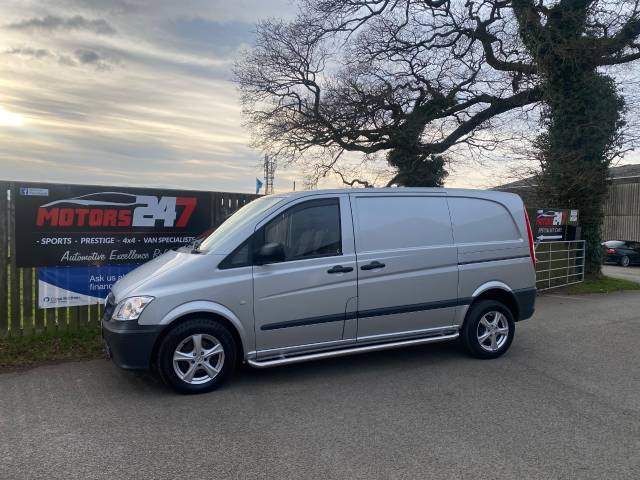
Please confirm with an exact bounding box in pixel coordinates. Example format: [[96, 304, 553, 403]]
[[461, 300, 515, 359], [157, 319, 237, 394]]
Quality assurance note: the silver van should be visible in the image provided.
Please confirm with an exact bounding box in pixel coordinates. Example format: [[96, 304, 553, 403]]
[[102, 188, 537, 394]]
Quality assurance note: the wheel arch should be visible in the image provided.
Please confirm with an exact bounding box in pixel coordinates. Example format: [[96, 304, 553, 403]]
[[151, 301, 251, 366], [468, 282, 519, 321]]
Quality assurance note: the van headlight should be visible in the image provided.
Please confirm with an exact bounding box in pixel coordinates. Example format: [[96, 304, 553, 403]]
[[112, 296, 154, 321]]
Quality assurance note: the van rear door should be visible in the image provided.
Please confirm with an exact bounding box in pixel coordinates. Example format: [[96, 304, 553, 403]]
[[350, 194, 458, 341]]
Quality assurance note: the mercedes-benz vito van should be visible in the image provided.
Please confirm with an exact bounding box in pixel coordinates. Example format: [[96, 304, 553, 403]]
[[102, 189, 537, 394]]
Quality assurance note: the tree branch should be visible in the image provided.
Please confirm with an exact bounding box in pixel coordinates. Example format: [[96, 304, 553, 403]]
[[417, 87, 543, 155]]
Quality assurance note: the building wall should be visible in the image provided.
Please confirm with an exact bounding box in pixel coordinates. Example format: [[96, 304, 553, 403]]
[[602, 180, 640, 241], [497, 178, 640, 241]]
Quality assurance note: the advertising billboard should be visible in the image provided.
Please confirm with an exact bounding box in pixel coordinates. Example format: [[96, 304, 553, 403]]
[[38, 265, 138, 309], [15, 183, 212, 268], [533, 208, 579, 242]]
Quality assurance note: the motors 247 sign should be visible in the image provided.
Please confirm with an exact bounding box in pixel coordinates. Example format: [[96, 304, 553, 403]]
[[15, 183, 212, 267], [533, 208, 579, 242]]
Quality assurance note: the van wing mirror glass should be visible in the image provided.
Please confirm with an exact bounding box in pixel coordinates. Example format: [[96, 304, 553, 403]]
[[255, 242, 285, 265]]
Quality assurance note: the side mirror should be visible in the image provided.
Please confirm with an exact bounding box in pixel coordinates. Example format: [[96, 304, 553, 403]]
[[255, 242, 285, 265]]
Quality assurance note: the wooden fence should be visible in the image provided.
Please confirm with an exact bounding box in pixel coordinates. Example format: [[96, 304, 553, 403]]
[[0, 180, 258, 337]]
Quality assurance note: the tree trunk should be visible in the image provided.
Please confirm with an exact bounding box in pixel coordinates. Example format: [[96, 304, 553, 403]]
[[538, 71, 624, 274], [387, 149, 448, 187]]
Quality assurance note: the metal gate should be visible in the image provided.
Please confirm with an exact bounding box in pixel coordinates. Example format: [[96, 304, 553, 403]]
[[535, 240, 586, 291]]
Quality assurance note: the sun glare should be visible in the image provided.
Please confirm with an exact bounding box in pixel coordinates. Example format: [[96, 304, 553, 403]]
[[0, 106, 24, 127]]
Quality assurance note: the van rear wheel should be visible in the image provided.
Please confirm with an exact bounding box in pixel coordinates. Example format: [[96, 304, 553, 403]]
[[461, 300, 515, 359], [157, 319, 237, 394]]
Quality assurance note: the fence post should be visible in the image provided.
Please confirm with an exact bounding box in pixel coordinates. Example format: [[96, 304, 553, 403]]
[[8, 183, 20, 336], [31, 268, 44, 333], [21, 267, 34, 333], [210, 192, 219, 228], [0, 182, 8, 337], [566, 242, 570, 286]]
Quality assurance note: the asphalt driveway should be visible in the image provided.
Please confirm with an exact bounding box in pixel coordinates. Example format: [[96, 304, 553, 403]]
[[1, 291, 640, 479], [603, 265, 640, 284]]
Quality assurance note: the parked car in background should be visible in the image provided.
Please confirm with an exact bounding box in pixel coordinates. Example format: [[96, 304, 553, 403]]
[[102, 188, 537, 394], [602, 240, 640, 267]]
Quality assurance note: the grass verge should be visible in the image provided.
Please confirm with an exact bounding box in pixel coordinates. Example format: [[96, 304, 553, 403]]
[[0, 328, 103, 371], [563, 275, 640, 295]]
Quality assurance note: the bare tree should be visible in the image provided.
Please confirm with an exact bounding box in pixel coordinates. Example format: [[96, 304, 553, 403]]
[[470, 0, 640, 273], [237, 0, 640, 273], [235, 2, 541, 186]]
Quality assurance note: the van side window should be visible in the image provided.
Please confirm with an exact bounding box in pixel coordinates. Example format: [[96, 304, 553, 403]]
[[353, 196, 452, 252], [260, 198, 342, 262], [447, 197, 520, 243], [218, 239, 251, 269]]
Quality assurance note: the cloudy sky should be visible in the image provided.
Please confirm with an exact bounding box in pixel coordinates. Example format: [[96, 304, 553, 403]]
[[0, 0, 299, 193], [1, 0, 639, 193]]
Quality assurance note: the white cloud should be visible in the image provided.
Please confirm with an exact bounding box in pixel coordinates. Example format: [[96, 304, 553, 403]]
[[5, 15, 116, 35]]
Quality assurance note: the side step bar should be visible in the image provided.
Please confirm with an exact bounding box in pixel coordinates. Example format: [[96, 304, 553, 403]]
[[247, 332, 459, 369]]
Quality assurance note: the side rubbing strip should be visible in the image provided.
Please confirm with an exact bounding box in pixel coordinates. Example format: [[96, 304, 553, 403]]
[[260, 298, 469, 331], [358, 299, 463, 319], [458, 255, 530, 266], [262, 311, 357, 331]]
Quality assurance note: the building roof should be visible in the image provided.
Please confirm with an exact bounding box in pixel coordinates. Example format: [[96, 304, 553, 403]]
[[609, 163, 640, 179], [495, 163, 640, 189]]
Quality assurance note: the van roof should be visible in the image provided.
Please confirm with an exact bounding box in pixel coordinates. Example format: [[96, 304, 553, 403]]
[[272, 187, 521, 201]]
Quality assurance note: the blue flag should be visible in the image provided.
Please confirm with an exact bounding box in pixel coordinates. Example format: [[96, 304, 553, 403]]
[[256, 178, 264, 194]]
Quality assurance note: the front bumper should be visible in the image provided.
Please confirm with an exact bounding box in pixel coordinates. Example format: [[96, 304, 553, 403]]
[[102, 319, 163, 370]]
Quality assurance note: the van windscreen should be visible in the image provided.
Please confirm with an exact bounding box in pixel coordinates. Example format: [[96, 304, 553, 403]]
[[196, 196, 284, 253]]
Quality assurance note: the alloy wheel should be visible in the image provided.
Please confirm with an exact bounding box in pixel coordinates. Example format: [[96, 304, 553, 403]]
[[172, 334, 225, 385], [476, 311, 509, 353]]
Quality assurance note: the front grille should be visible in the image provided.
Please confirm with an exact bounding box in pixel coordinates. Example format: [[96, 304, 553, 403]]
[[103, 293, 116, 321]]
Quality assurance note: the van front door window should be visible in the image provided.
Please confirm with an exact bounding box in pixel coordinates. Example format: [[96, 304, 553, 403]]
[[262, 200, 341, 261]]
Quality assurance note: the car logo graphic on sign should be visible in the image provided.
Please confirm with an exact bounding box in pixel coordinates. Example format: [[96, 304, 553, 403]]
[[36, 192, 197, 228]]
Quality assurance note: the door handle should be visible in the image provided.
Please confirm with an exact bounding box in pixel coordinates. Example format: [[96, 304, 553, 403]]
[[360, 261, 386, 271], [327, 265, 354, 274]]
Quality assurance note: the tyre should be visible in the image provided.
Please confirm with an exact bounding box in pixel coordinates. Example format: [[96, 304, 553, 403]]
[[620, 255, 631, 267], [461, 300, 515, 359], [157, 319, 237, 394]]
